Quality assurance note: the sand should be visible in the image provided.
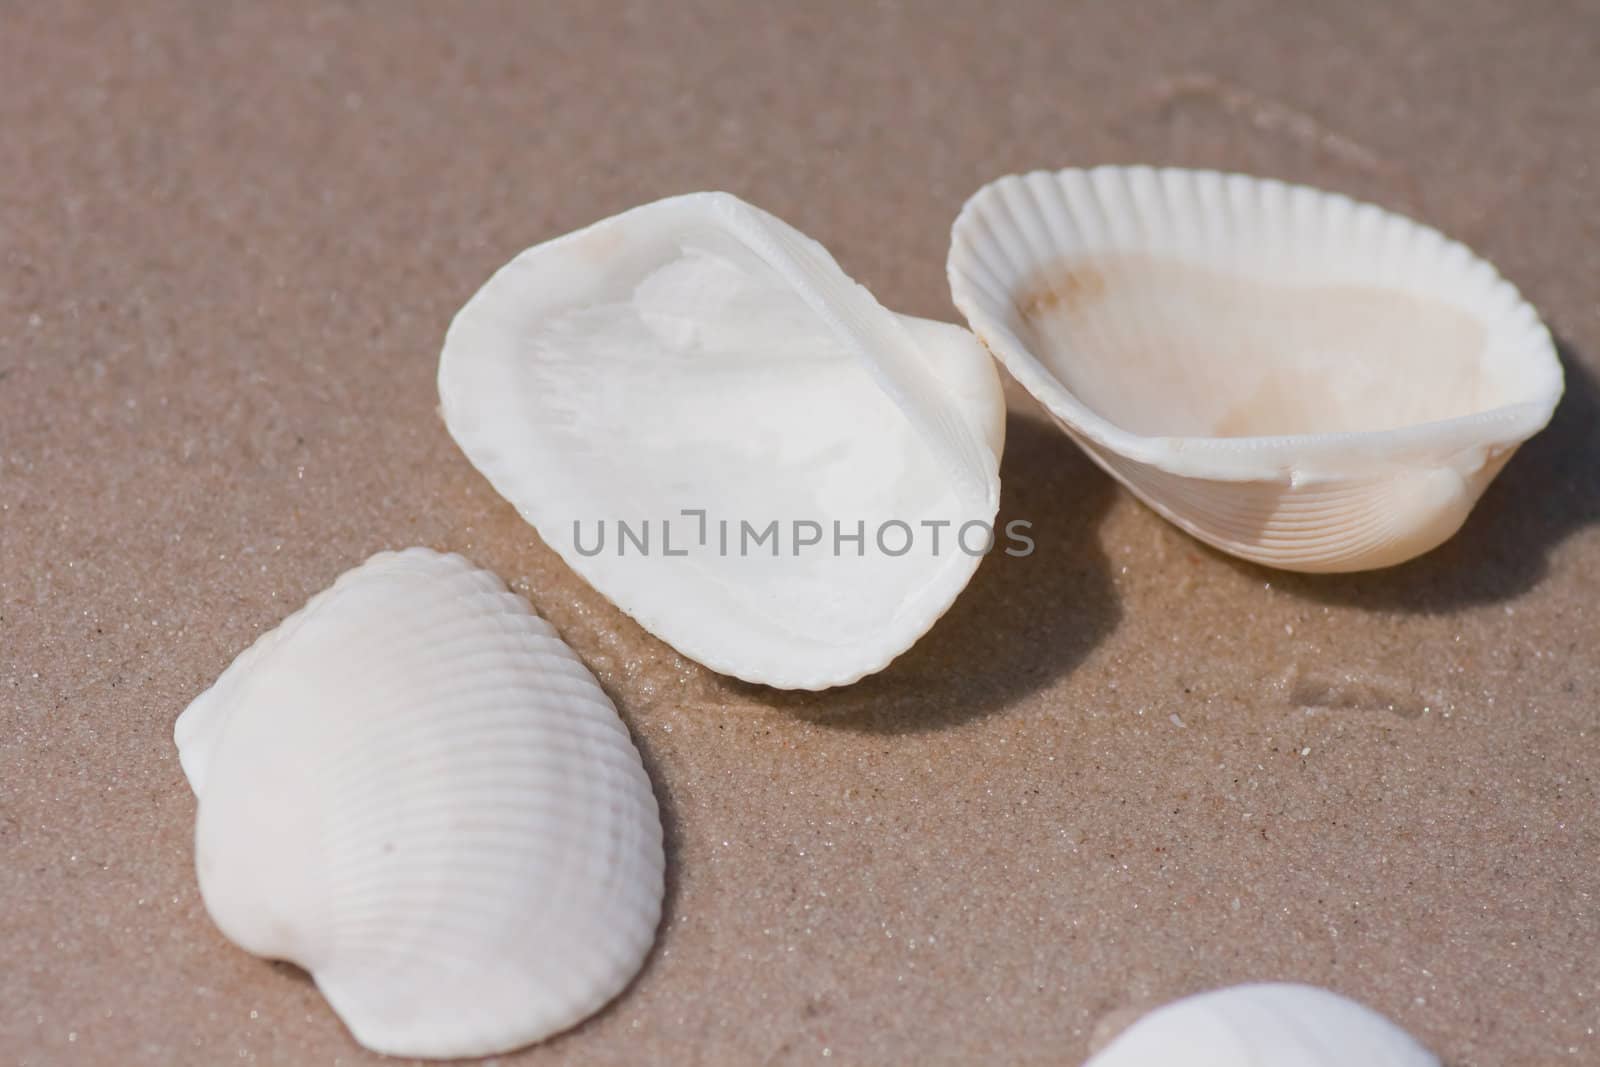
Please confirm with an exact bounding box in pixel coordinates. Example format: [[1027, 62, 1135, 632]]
[[3, 2, 1598, 1064]]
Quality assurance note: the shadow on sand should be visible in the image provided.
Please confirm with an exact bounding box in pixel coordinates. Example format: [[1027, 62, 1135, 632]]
[[744, 413, 1123, 734]]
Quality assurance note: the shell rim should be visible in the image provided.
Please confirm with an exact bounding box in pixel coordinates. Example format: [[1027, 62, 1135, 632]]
[[948, 165, 1565, 483]]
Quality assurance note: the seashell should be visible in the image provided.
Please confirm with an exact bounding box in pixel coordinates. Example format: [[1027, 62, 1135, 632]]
[[174, 548, 664, 1059], [1084, 983, 1440, 1066], [948, 166, 1562, 572], [439, 191, 1005, 689]]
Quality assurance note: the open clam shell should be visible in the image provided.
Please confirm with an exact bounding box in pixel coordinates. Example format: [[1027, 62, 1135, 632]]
[[440, 192, 1004, 689], [949, 166, 1562, 572], [175, 549, 664, 1059], [1085, 983, 1439, 1066]]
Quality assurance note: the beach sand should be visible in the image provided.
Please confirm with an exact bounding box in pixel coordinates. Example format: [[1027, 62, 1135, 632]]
[[3, 2, 1598, 1064]]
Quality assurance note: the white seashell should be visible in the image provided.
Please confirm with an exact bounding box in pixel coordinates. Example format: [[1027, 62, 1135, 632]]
[[1085, 983, 1440, 1066], [439, 192, 1005, 690], [174, 548, 664, 1059], [948, 166, 1563, 572]]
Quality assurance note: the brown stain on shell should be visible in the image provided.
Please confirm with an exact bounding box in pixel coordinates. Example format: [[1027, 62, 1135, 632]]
[[1018, 261, 1107, 319]]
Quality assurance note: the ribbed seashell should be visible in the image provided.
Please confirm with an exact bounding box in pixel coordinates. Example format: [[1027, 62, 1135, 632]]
[[174, 548, 664, 1059], [439, 192, 1005, 689], [1085, 983, 1439, 1066], [949, 166, 1563, 572]]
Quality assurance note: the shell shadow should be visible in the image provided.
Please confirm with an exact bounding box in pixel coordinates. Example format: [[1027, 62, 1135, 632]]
[[745, 412, 1122, 733], [1215, 337, 1600, 612]]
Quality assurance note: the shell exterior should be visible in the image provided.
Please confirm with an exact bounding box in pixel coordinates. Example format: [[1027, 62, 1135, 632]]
[[1085, 983, 1440, 1066], [174, 548, 664, 1060], [948, 166, 1563, 572], [439, 191, 1005, 689]]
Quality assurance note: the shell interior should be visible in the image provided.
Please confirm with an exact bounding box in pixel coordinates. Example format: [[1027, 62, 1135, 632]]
[[440, 192, 1005, 688], [949, 166, 1561, 479], [1020, 252, 1501, 439]]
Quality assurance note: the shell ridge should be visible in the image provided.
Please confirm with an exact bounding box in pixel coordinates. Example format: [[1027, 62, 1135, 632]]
[[183, 549, 664, 1058]]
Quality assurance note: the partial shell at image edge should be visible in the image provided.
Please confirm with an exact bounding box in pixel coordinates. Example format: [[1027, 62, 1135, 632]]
[[1084, 983, 1440, 1066]]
